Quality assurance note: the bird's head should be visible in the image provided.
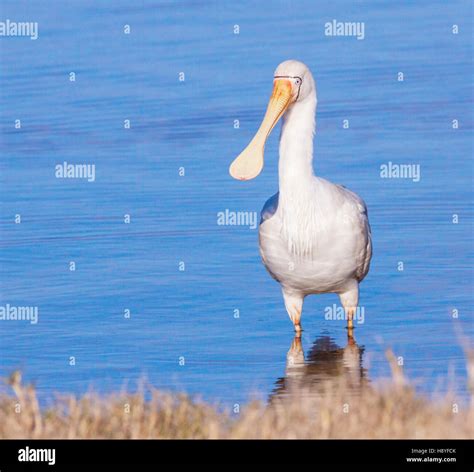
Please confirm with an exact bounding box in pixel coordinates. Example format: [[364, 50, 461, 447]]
[[229, 60, 316, 181]]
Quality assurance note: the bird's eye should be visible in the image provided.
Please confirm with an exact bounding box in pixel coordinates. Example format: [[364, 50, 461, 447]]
[[295, 79, 301, 85]]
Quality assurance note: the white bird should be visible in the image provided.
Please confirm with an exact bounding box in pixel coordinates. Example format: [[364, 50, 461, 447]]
[[230, 60, 372, 333]]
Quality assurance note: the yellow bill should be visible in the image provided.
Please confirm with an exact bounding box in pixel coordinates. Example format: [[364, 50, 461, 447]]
[[229, 79, 292, 180]]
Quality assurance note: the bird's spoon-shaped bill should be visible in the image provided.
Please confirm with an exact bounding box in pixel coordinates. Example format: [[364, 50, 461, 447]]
[[229, 79, 292, 181]]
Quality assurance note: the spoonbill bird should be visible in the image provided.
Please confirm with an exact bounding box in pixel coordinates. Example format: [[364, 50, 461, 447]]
[[229, 60, 372, 333]]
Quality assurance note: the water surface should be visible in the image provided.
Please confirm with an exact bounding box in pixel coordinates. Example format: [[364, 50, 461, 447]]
[[0, 0, 472, 408]]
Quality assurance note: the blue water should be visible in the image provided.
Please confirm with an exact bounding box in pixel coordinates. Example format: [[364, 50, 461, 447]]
[[0, 0, 472, 408]]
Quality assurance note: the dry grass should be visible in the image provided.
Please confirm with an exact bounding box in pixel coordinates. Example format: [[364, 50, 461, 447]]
[[1, 353, 473, 439]]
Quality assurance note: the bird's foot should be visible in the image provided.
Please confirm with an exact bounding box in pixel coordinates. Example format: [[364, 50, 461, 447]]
[[347, 315, 354, 330], [294, 323, 303, 336], [346, 325, 355, 340]]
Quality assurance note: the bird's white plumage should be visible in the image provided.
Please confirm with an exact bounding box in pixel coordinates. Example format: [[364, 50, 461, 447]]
[[256, 60, 372, 330], [260, 179, 371, 294]]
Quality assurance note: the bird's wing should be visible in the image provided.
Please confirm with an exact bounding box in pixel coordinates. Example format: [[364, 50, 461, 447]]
[[260, 191, 279, 224], [336, 184, 372, 282]]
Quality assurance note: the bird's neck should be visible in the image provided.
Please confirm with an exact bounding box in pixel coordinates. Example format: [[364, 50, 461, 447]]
[[278, 92, 316, 197], [277, 92, 317, 256]]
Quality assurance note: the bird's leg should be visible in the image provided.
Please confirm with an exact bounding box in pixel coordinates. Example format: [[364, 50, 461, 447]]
[[346, 307, 355, 338], [339, 283, 359, 333], [282, 289, 304, 333], [294, 320, 302, 334]]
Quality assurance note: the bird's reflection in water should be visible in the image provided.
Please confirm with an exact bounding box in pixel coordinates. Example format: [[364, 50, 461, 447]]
[[270, 332, 368, 403]]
